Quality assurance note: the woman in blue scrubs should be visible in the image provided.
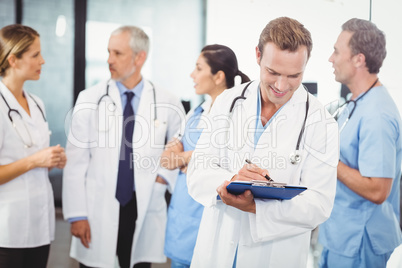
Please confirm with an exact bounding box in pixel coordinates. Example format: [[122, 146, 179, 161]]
[[161, 44, 250, 268]]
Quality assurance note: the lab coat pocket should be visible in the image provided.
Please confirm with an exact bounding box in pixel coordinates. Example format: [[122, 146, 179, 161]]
[[150, 122, 168, 150], [148, 182, 167, 213]]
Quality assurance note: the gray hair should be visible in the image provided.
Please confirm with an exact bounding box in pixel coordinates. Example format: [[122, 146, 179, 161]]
[[342, 18, 386, 74], [111, 25, 149, 56]]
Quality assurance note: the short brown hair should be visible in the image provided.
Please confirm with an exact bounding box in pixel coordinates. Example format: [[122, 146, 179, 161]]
[[258, 17, 312, 59]]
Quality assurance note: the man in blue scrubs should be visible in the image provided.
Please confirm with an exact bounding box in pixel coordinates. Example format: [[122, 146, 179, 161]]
[[319, 18, 402, 268]]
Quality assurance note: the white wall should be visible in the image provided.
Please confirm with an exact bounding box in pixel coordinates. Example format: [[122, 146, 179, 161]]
[[85, 0, 205, 105], [206, 0, 402, 110], [372, 0, 402, 111]]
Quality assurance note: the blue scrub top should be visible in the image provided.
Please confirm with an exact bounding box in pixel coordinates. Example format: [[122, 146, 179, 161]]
[[319, 85, 402, 257], [164, 104, 205, 265], [254, 87, 284, 147]]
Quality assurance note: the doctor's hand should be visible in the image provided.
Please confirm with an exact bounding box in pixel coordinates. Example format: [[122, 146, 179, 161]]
[[29, 145, 65, 169], [236, 163, 271, 182], [155, 175, 167, 185], [217, 180, 256, 214], [71, 220, 91, 248], [55, 147, 67, 169], [180, 165, 188, 174]]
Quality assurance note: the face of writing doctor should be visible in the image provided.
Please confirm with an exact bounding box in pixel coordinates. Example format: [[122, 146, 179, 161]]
[[107, 31, 137, 83], [256, 42, 307, 108], [12, 37, 45, 81]]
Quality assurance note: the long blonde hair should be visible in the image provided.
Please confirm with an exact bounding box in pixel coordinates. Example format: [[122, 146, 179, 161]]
[[0, 24, 39, 76]]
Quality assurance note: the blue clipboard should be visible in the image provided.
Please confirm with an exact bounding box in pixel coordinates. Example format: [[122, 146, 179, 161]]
[[225, 180, 307, 200]]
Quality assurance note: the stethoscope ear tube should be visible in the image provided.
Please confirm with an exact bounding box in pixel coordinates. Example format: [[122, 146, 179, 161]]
[[296, 94, 309, 151], [0, 91, 47, 148], [227, 82, 309, 165], [0, 91, 47, 122], [98, 79, 159, 126], [229, 81, 253, 113], [289, 93, 309, 165]]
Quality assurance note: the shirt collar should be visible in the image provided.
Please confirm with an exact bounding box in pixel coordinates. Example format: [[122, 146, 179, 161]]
[[194, 104, 204, 115], [116, 78, 144, 98], [256, 85, 286, 128]]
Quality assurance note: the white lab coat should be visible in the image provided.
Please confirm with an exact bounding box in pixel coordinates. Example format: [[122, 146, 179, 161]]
[[0, 81, 54, 248], [62, 79, 184, 267], [187, 81, 339, 267]]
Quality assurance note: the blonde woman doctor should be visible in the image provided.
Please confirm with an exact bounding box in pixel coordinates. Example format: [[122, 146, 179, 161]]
[[0, 24, 66, 268]]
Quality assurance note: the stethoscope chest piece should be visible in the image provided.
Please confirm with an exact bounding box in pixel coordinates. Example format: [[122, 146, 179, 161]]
[[289, 150, 301, 165], [154, 119, 160, 128]]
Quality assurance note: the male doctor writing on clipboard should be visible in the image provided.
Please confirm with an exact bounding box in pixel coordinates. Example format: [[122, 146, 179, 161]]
[[187, 17, 339, 267], [63, 26, 184, 268]]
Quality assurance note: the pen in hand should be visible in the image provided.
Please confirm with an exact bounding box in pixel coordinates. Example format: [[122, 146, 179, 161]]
[[245, 159, 274, 182]]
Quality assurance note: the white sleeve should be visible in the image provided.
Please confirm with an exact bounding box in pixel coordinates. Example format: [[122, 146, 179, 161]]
[[62, 91, 93, 220], [156, 94, 186, 191], [187, 91, 236, 207]]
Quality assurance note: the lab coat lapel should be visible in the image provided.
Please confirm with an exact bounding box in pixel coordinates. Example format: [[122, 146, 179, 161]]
[[0, 83, 34, 125], [131, 80, 153, 228], [253, 84, 307, 151], [107, 81, 123, 151], [227, 83, 259, 170], [108, 81, 123, 117], [241, 83, 259, 153], [133, 80, 153, 150], [25, 93, 44, 126], [252, 85, 307, 183]]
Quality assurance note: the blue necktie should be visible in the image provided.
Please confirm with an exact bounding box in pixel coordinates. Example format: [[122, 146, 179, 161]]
[[116, 91, 135, 206]]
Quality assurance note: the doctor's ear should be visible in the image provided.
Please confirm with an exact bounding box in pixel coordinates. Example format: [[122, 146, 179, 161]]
[[213, 70, 226, 86], [256, 46, 261, 65], [7, 54, 17, 68], [135, 51, 147, 66], [353, 53, 366, 69]]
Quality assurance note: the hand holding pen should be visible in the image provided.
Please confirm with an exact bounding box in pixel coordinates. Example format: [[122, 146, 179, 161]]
[[242, 159, 274, 182]]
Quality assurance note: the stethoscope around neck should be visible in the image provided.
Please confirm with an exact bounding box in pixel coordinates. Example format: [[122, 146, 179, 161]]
[[0, 91, 47, 148], [227, 81, 309, 165], [332, 78, 378, 133], [97, 79, 161, 127]]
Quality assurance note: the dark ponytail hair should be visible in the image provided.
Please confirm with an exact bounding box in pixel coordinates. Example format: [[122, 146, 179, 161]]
[[201, 44, 250, 88]]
